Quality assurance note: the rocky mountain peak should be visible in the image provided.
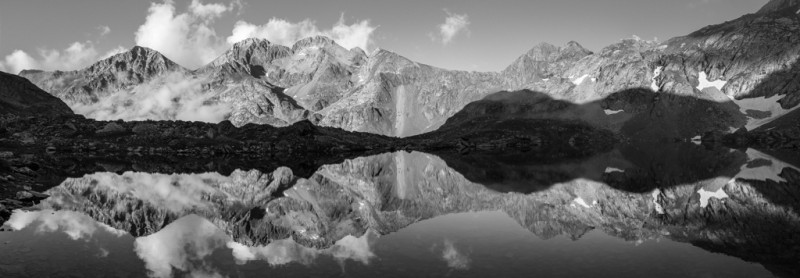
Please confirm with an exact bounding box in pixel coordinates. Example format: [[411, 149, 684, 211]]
[[525, 42, 560, 61], [232, 37, 272, 49], [291, 36, 338, 52], [87, 45, 182, 76], [562, 41, 593, 57], [757, 0, 800, 15], [211, 38, 290, 66]]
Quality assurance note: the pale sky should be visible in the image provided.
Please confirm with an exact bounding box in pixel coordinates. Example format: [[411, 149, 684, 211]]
[[0, 0, 767, 73]]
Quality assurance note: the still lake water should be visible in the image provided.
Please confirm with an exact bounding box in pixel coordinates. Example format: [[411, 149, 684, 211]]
[[1, 143, 798, 277]]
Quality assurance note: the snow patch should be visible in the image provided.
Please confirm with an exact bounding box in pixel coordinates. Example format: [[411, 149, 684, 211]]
[[651, 189, 664, 214], [590, 77, 597, 82], [696, 71, 727, 92], [604, 109, 624, 115], [604, 167, 625, 174], [691, 135, 702, 145], [651, 66, 663, 92], [542, 78, 550, 82], [572, 74, 589, 85], [573, 197, 592, 208], [697, 188, 729, 208], [735, 149, 800, 183], [735, 94, 800, 130]]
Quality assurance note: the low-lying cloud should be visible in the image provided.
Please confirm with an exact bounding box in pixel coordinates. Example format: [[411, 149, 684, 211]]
[[134, 0, 235, 69], [71, 72, 232, 123], [228, 231, 375, 266], [134, 1, 376, 69], [135, 214, 375, 278], [134, 215, 229, 278], [2, 0, 377, 74], [5, 209, 126, 241]]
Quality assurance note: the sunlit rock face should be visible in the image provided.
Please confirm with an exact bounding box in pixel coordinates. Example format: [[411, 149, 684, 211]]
[[17, 1, 800, 137]]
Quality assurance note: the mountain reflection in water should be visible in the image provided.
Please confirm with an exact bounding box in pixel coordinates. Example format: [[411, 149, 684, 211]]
[[1, 143, 799, 278]]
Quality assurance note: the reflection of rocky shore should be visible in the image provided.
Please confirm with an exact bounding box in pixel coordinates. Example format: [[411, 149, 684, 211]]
[[0, 107, 617, 225], [4, 145, 799, 275]]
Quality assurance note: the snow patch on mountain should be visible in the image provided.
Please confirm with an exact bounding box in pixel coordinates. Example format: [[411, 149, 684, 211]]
[[651, 189, 664, 214], [651, 66, 663, 92], [734, 149, 799, 183], [696, 71, 727, 92], [736, 95, 800, 130], [697, 187, 729, 208], [572, 197, 592, 208], [695, 71, 796, 130], [572, 74, 589, 85], [604, 109, 624, 115], [604, 167, 625, 173]]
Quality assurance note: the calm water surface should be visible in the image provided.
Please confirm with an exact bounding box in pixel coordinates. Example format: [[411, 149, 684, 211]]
[[1, 144, 798, 278]]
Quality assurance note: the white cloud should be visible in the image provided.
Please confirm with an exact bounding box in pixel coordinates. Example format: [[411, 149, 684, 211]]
[[227, 15, 377, 52], [100, 46, 128, 60], [98, 25, 111, 36], [134, 0, 233, 69], [228, 231, 375, 266], [0, 41, 102, 73], [2, 0, 375, 74], [71, 72, 232, 123], [5, 209, 126, 241], [432, 10, 470, 45], [136, 214, 375, 278], [442, 239, 470, 270], [134, 215, 228, 278], [189, 0, 231, 19], [0, 50, 37, 74], [47, 169, 230, 217]]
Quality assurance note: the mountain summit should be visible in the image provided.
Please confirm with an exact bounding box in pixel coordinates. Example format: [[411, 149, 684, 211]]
[[757, 0, 800, 15]]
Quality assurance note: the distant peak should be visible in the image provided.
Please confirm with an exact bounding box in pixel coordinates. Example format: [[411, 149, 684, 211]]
[[349, 47, 367, 56], [86, 45, 181, 74], [532, 42, 558, 49], [566, 41, 583, 48], [757, 0, 800, 15], [524, 42, 560, 60], [231, 37, 272, 48], [129, 45, 158, 55], [292, 36, 337, 51], [108, 45, 168, 63]]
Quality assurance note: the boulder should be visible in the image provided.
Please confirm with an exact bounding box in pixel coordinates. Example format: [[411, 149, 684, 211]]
[[96, 122, 127, 136], [132, 123, 158, 136]]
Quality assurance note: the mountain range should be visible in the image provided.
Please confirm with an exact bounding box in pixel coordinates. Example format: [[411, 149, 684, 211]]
[[10, 0, 800, 138]]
